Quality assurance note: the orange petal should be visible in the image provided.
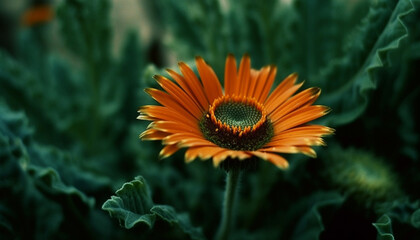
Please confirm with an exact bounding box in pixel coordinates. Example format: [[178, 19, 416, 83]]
[[145, 88, 199, 121], [261, 146, 317, 158], [151, 121, 201, 135], [184, 146, 226, 163], [178, 62, 209, 109], [212, 150, 251, 167], [140, 129, 169, 140], [250, 151, 289, 169], [244, 69, 260, 97], [154, 75, 202, 118], [266, 81, 303, 115], [178, 138, 216, 148], [224, 54, 237, 95], [269, 87, 321, 123], [162, 132, 204, 145], [138, 105, 197, 126], [295, 146, 317, 158], [265, 137, 326, 147], [257, 66, 277, 103], [195, 57, 223, 103], [265, 73, 298, 109], [271, 125, 334, 141], [237, 54, 251, 96], [250, 66, 271, 100], [273, 105, 331, 133], [260, 146, 300, 154], [159, 144, 180, 159], [166, 68, 205, 111]]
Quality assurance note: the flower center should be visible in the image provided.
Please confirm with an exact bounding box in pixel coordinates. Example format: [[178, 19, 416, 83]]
[[214, 101, 262, 129], [199, 95, 273, 151]]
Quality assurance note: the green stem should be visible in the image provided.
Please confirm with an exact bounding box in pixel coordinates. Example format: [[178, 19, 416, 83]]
[[215, 169, 241, 240]]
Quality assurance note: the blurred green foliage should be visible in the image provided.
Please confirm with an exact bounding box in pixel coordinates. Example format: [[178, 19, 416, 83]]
[[1, 0, 420, 239]]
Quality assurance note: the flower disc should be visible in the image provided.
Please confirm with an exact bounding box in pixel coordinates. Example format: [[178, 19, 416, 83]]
[[200, 95, 273, 151], [214, 101, 261, 128]]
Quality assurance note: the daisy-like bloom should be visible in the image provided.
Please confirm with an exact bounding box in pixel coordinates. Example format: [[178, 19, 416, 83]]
[[138, 54, 334, 169], [21, 5, 54, 27]]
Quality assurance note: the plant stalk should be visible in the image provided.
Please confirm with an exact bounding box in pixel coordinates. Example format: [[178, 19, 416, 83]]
[[214, 169, 241, 240]]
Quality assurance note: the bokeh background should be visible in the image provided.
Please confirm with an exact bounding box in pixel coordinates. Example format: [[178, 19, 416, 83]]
[[1, 0, 420, 239]]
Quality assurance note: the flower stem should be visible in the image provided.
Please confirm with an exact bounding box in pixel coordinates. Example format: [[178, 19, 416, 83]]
[[215, 169, 241, 240]]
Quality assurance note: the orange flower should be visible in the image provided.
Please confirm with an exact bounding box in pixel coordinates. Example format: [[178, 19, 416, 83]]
[[21, 5, 54, 27], [138, 54, 333, 169]]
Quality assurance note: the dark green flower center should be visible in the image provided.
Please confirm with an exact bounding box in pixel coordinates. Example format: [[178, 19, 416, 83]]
[[214, 101, 262, 129], [199, 95, 273, 151]]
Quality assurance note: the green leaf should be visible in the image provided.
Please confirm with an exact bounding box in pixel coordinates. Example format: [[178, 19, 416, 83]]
[[374, 199, 420, 237], [373, 215, 395, 240], [56, 0, 111, 66], [27, 166, 95, 210], [115, 32, 144, 123], [0, 103, 107, 239], [102, 176, 206, 239], [376, 199, 420, 223], [289, 192, 345, 240], [0, 102, 105, 208], [149, 0, 217, 60], [316, 0, 416, 125], [411, 209, 420, 229], [0, 54, 48, 133], [0, 128, 64, 240], [29, 143, 112, 196], [285, 0, 369, 79], [0, 51, 87, 146], [151, 205, 206, 240], [102, 176, 155, 229]]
